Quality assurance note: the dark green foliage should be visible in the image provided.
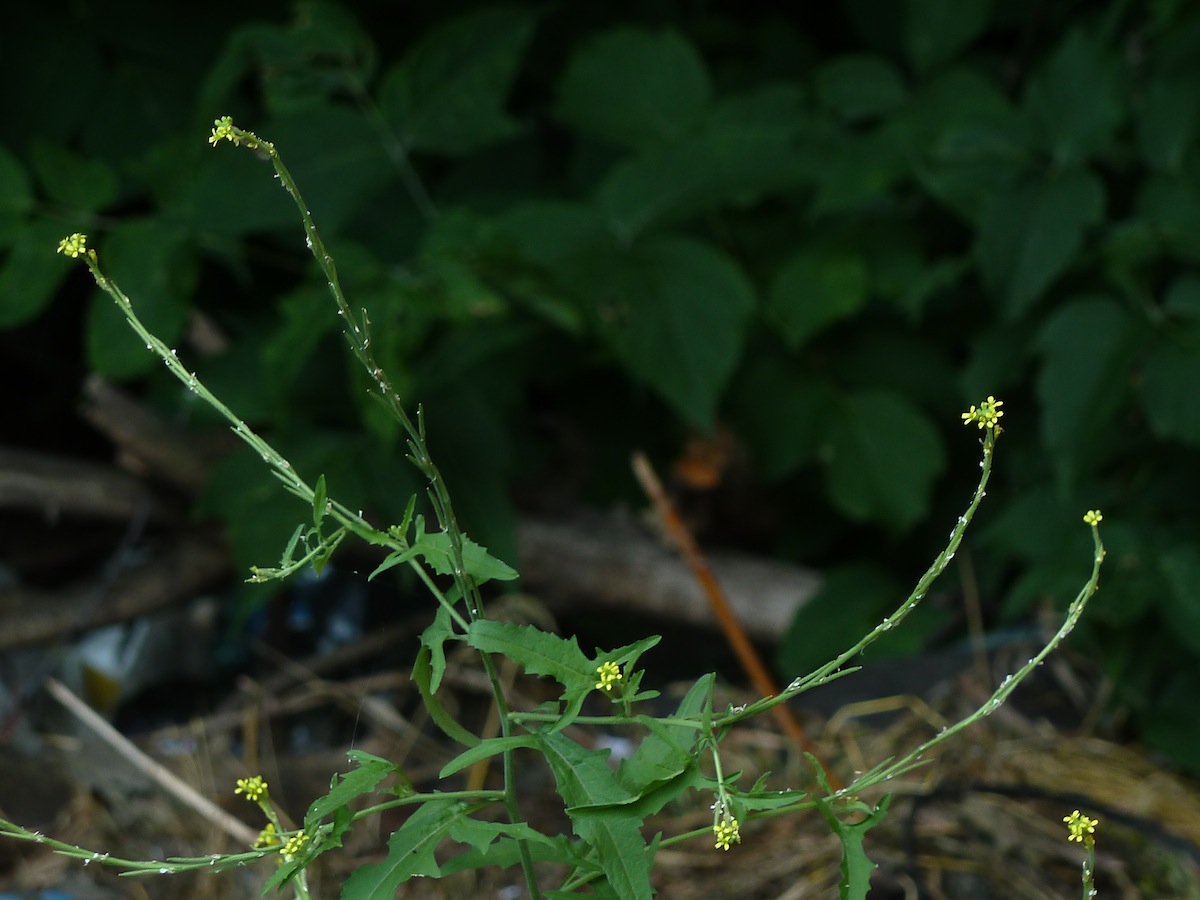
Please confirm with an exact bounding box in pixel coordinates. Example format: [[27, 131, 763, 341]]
[[6, 0, 1200, 772]]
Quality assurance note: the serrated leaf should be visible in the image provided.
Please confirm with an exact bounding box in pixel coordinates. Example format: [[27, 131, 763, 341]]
[[419, 604, 456, 694], [537, 731, 631, 809], [341, 799, 468, 898], [446, 818, 557, 856], [467, 620, 593, 727], [815, 794, 892, 900], [1035, 297, 1143, 486], [767, 248, 869, 348], [304, 752, 398, 828], [440, 735, 537, 778], [824, 389, 946, 529], [579, 811, 653, 900], [616, 677, 709, 795], [379, 6, 535, 154], [414, 531, 518, 582], [976, 168, 1104, 316], [441, 832, 578, 875], [556, 27, 709, 150]]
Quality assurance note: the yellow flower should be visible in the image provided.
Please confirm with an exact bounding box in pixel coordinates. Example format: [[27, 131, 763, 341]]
[[234, 775, 268, 802], [282, 832, 310, 862], [57, 233, 88, 258], [595, 661, 623, 691], [962, 395, 1004, 429], [713, 816, 741, 851], [1083, 509, 1103, 526], [209, 116, 238, 146], [254, 823, 280, 849], [1064, 809, 1098, 844]]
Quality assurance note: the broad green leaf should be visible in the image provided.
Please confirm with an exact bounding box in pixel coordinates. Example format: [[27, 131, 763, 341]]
[[596, 235, 755, 429], [1035, 297, 1144, 486], [976, 168, 1105, 316], [729, 354, 837, 481], [439, 735, 537, 778], [815, 794, 892, 900], [596, 84, 812, 236], [1024, 30, 1125, 166], [555, 27, 710, 150], [413, 531, 518, 582], [1164, 277, 1200, 321], [824, 389, 946, 529], [896, 68, 1032, 222], [1157, 547, 1200, 657], [0, 146, 32, 244], [808, 125, 907, 217], [379, 6, 535, 154], [341, 799, 468, 898], [28, 141, 119, 212], [1141, 326, 1200, 445], [815, 55, 907, 121], [1137, 174, 1200, 262], [902, 0, 993, 73], [1137, 79, 1200, 172], [767, 248, 869, 348], [86, 217, 195, 378], [0, 219, 71, 327]]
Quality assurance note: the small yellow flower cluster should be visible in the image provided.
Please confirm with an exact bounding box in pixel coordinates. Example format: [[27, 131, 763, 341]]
[[1064, 809, 1098, 845], [254, 823, 279, 849], [208, 116, 272, 153], [282, 832, 310, 862], [713, 816, 740, 851], [961, 395, 1004, 430], [595, 661, 622, 691], [235, 775, 269, 802], [57, 234, 88, 259], [1083, 509, 1103, 526]]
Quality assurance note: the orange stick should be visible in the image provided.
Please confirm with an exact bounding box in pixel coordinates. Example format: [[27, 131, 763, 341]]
[[631, 451, 837, 787]]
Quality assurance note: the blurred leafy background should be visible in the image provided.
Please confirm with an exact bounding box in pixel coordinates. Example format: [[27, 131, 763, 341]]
[[3, 0, 1200, 773]]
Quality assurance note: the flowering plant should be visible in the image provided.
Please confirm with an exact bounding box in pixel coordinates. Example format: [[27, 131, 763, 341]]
[[0, 120, 1106, 900]]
